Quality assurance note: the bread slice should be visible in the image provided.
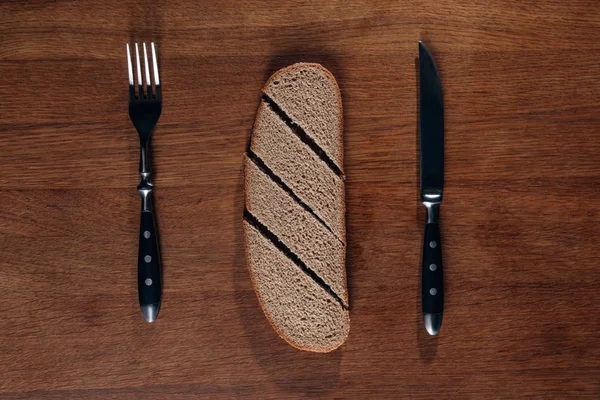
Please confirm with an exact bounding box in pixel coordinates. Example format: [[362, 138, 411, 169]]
[[250, 100, 345, 243], [263, 63, 344, 170], [244, 221, 350, 352], [244, 155, 348, 307], [244, 63, 348, 352]]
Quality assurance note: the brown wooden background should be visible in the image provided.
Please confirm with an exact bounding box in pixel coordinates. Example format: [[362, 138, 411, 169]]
[[1, 0, 599, 398]]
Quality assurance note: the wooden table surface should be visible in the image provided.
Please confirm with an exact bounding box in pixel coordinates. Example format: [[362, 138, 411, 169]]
[[1, 1, 599, 398]]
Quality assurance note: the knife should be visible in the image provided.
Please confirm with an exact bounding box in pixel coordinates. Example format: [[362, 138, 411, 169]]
[[419, 41, 444, 336]]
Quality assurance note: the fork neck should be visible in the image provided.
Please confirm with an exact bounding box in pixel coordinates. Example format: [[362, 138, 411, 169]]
[[139, 138, 152, 176], [138, 139, 154, 213]]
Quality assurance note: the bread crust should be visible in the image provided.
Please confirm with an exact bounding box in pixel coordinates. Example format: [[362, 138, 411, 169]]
[[244, 63, 348, 352]]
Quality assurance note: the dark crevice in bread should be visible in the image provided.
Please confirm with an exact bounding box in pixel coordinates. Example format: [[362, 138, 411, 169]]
[[262, 94, 343, 179], [247, 149, 344, 246], [244, 209, 348, 310]]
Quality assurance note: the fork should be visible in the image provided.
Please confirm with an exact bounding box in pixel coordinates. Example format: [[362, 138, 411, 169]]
[[127, 42, 162, 323]]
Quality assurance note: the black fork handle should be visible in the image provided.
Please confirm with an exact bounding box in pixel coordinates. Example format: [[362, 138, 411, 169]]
[[138, 204, 162, 320], [137, 140, 161, 322]]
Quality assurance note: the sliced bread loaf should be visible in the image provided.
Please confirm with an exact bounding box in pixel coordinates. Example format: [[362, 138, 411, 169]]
[[250, 100, 345, 243], [263, 63, 344, 170], [244, 221, 349, 352], [244, 63, 347, 352], [244, 155, 348, 307]]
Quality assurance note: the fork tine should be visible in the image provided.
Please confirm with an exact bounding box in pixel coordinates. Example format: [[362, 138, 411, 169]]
[[151, 42, 160, 86], [135, 43, 142, 88], [143, 43, 151, 87], [126, 44, 134, 86]]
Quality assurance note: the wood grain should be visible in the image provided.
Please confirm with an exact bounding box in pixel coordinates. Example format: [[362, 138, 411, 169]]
[[1, 0, 599, 398]]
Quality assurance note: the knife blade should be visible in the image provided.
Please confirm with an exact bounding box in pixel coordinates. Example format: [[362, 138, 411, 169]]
[[419, 41, 444, 336]]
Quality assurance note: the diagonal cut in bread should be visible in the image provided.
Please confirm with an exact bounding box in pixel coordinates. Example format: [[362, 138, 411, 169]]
[[244, 221, 349, 352], [263, 64, 344, 171]]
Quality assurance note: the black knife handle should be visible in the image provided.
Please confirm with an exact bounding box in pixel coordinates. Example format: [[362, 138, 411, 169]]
[[422, 221, 443, 314], [138, 208, 162, 309]]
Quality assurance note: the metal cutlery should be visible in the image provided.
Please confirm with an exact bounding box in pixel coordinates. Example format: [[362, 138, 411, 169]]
[[419, 41, 445, 336], [127, 42, 162, 323]]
